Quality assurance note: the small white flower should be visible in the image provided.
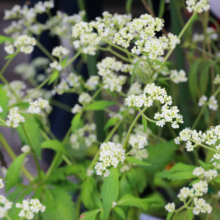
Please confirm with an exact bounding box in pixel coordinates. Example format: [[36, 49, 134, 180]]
[[49, 61, 62, 71], [21, 145, 31, 153], [0, 179, 4, 188], [71, 104, 82, 114], [165, 203, 175, 212], [4, 44, 14, 54]]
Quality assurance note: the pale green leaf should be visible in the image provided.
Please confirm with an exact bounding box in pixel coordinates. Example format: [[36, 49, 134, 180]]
[[41, 140, 67, 154], [114, 207, 126, 219], [0, 35, 14, 44], [126, 156, 151, 166], [71, 113, 81, 133], [0, 85, 8, 118], [104, 117, 118, 130], [48, 71, 59, 85], [84, 101, 116, 111], [80, 209, 101, 220]]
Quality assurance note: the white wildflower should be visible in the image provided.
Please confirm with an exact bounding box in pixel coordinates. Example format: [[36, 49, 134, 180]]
[[193, 198, 212, 215], [165, 203, 175, 212], [21, 145, 31, 153], [52, 46, 70, 58], [6, 107, 25, 128], [186, 0, 210, 13], [71, 104, 82, 114]]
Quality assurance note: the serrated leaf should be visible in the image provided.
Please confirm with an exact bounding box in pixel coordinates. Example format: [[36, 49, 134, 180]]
[[189, 59, 200, 104], [17, 118, 42, 158], [157, 162, 196, 181], [5, 154, 26, 192], [71, 113, 81, 133], [0, 35, 14, 44], [84, 101, 116, 111], [0, 85, 8, 118], [80, 209, 101, 220], [142, 116, 147, 132], [114, 207, 126, 219], [101, 168, 119, 219], [41, 140, 67, 154], [126, 156, 151, 166], [104, 117, 118, 130], [48, 71, 59, 85], [117, 194, 156, 210], [41, 187, 76, 220]]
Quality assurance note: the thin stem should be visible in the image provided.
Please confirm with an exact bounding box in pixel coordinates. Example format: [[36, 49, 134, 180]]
[[138, 111, 157, 123], [21, 124, 42, 180], [163, 12, 197, 63], [64, 50, 81, 68], [0, 132, 34, 181], [50, 99, 72, 112], [36, 40, 55, 61], [199, 143, 219, 153], [0, 51, 18, 77]]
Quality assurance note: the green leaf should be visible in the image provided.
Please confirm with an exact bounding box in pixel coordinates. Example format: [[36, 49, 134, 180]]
[[71, 113, 81, 133], [187, 209, 194, 220], [117, 194, 156, 210], [0, 85, 8, 118], [119, 174, 132, 198], [41, 187, 76, 220], [157, 162, 196, 181], [166, 212, 174, 220], [48, 71, 59, 85], [101, 168, 119, 219], [5, 154, 26, 192], [5, 53, 16, 60], [80, 209, 101, 220], [0, 35, 14, 44], [104, 117, 118, 130], [114, 207, 126, 220], [126, 156, 151, 166], [142, 116, 147, 132], [81, 177, 98, 210], [125, 0, 133, 14], [144, 140, 178, 173], [158, 0, 165, 18], [84, 101, 116, 111], [189, 59, 200, 104], [200, 61, 212, 95], [17, 118, 42, 158], [41, 140, 67, 154], [61, 57, 69, 67]]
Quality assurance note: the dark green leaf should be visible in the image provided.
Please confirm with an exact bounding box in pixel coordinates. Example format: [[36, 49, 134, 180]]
[[158, 0, 165, 18], [125, 0, 133, 14], [200, 61, 212, 95], [126, 156, 151, 166], [41, 140, 67, 154], [84, 101, 116, 111], [5, 154, 26, 192], [114, 207, 126, 220], [101, 168, 119, 219], [0, 85, 8, 118]]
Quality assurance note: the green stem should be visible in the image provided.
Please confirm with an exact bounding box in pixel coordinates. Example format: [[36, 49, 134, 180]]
[[123, 107, 148, 149], [21, 124, 42, 180], [0, 51, 18, 77], [138, 111, 157, 123], [64, 50, 81, 68], [50, 99, 72, 112], [199, 143, 219, 153], [192, 105, 206, 130], [36, 40, 55, 61], [0, 132, 34, 181]]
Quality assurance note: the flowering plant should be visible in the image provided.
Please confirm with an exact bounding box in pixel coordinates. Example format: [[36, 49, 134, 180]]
[[0, 0, 220, 219]]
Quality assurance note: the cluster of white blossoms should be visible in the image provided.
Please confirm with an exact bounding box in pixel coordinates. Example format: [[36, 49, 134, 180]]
[[70, 124, 96, 149], [78, 93, 92, 105], [129, 135, 148, 149], [186, 0, 210, 13], [193, 166, 218, 180], [95, 142, 125, 177], [175, 125, 220, 153], [6, 107, 25, 128], [170, 70, 188, 84], [166, 180, 211, 215], [12, 35, 36, 54], [0, 179, 13, 218], [85, 76, 99, 91], [198, 95, 218, 111], [49, 61, 62, 71], [193, 27, 218, 42], [128, 82, 143, 96], [126, 83, 183, 128], [28, 98, 50, 114], [52, 72, 81, 95], [16, 199, 46, 219], [52, 46, 70, 58], [97, 57, 133, 92], [21, 145, 31, 153]]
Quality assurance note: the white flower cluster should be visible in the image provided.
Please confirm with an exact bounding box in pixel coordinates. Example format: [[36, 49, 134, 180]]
[[193, 166, 218, 180], [95, 142, 125, 177], [186, 0, 210, 13], [21, 145, 31, 153], [128, 82, 142, 96], [193, 27, 218, 42], [28, 98, 50, 114], [97, 57, 133, 92], [13, 35, 36, 54], [0, 179, 3, 188], [175, 125, 220, 152], [16, 199, 46, 219], [85, 76, 99, 91], [49, 61, 62, 71], [165, 203, 175, 212], [78, 93, 92, 105], [193, 198, 212, 215], [129, 135, 148, 149], [71, 104, 82, 114], [6, 107, 25, 128], [198, 95, 218, 111], [214, 74, 220, 84], [125, 83, 183, 128], [52, 46, 70, 58], [170, 69, 187, 84], [70, 124, 96, 149], [52, 72, 81, 95]]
